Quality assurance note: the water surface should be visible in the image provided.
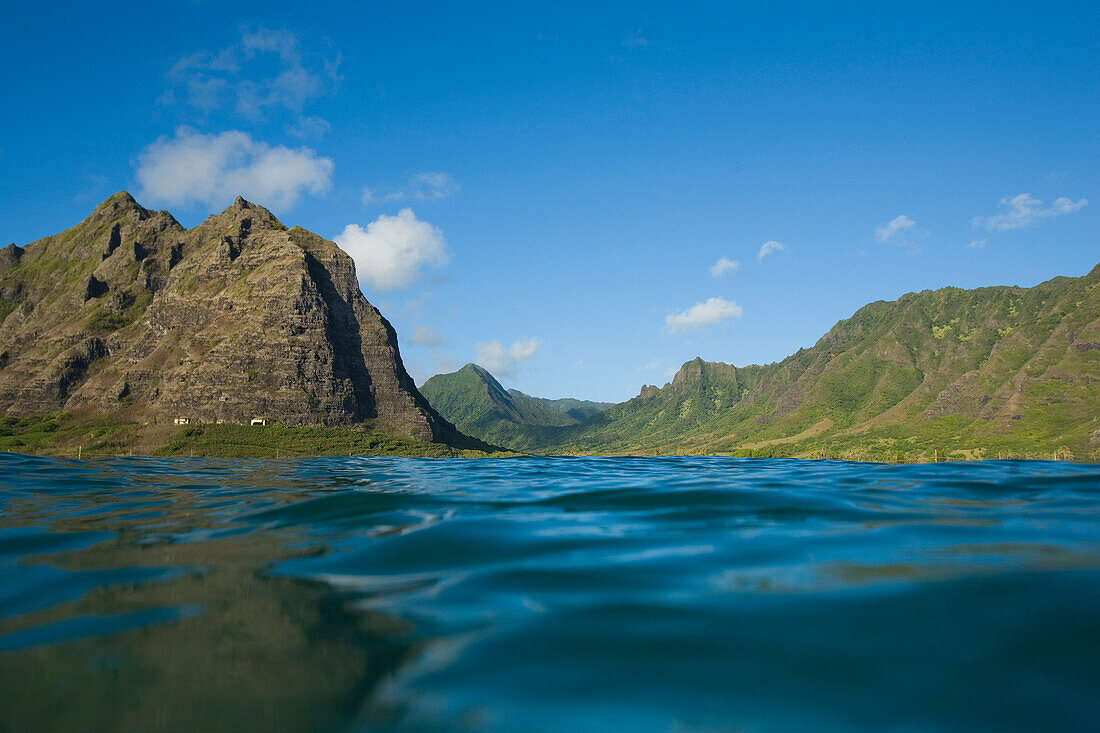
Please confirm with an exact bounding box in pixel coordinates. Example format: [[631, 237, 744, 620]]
[[1, 454, 1098, 731]]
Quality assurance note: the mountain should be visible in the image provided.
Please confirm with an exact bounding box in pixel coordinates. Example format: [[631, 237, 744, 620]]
[[506, 391, 614, 422], [0, 192, 475, 448], [547, 265, 1100, 459], [419, 363, 611, 450]]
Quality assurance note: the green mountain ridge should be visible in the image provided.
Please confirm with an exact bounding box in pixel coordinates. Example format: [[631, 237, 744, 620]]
[[424, 265, 1100, 460], [419, 364, 611, 450]]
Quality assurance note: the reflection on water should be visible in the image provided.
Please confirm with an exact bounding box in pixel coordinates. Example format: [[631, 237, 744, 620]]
[[0, 454, 1098, 731]]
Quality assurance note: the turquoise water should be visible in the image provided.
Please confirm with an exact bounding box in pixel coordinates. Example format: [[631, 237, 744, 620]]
[[0, 454, 1098, 732]]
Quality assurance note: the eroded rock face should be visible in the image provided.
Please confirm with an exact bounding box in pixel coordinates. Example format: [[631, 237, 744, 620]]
[[0, 192, 450, 442]]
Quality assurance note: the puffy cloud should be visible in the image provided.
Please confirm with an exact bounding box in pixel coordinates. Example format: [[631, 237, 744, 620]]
[[334, 208, 449, 292], [709, 257, 740, 278], [135, 126, 333, 210], [664, 297, 743, 334], [971, 193, 1087, 231], [757, 240, 787, 260], [409, 326, 447, 347], [475, 338, 541, 378], [362, 172, 459, 204], [967, 239, 987, 250], [874, 215, 916, 243], [163, 27, 340, 127]]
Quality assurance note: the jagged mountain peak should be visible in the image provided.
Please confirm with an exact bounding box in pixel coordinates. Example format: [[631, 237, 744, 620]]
[[461, 362, 498, 381], [80, 192, 183, 239], [0, 196, 464, 446], [197, 196, 286, 234], [670, 358, 738, 390], [92, 191, 143, 215]]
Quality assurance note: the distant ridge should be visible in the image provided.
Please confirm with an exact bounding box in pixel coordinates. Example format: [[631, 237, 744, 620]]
[[424, 265, 1100, 459], [419, 363, 611, 450], [506, 390, 613, 422]]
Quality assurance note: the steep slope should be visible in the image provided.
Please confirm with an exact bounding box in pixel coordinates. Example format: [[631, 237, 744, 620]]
[[550, 265, 1100, 458], [0, 192, 464, 444], [420, 363, 610, 450]]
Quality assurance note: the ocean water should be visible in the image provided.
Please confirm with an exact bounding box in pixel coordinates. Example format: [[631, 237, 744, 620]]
[[0, 454, 1097, 732]]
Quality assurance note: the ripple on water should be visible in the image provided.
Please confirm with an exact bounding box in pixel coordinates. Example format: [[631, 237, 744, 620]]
[[0, 454, 1096, 732]]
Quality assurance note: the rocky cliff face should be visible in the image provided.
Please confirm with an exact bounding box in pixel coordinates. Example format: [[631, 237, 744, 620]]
[[0, 193, 452, 442]]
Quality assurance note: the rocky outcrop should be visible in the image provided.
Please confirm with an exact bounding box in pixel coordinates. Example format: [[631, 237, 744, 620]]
[[0, 193, 454, 442]]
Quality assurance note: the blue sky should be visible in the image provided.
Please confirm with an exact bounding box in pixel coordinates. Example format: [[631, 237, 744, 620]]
[[1, 1, 1097, 402]]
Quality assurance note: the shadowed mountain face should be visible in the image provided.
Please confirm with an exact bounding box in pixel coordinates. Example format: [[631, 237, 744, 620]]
[[0, 192, 455, 443], [424, 266, 1100, 459], [419, 363, 612, 451]]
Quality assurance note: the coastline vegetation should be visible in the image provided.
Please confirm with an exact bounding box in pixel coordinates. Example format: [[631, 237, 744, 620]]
[[0, 412, 1092, 462], [0, 414, 512, 460]]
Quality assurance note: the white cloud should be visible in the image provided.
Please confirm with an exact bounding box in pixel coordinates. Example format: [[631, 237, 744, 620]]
[[967, 239, 987, 250], [709, 257, 740, 278], [334, 208, 449, 292], [135, 126, 333, 210], [475, 338, 541, 378], [637, 359, 661, 371], [288, 115, 331, 139], [874, 215, 916, 243], [163, 27, 340, 127], [409, 326, 447, 347], [241, 27, 299, 61], [621, 30, 655, 48], [408, 172, 460, 200], [664, 297, 743, 334], [757, 240, 787, 260], [971, 193, 1088, 231], [362, 172, 459, 204]]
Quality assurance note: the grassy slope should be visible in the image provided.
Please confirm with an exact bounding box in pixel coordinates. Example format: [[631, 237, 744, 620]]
[[544, 264, 1100, 460], [0, 413, 509, 459]]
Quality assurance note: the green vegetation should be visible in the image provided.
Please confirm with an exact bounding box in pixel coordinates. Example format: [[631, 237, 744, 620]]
[[422, 265, 1100, 462], [420, 364, 611, 451], [0, 414, 510, 459], [85, 289, 153, 334]]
